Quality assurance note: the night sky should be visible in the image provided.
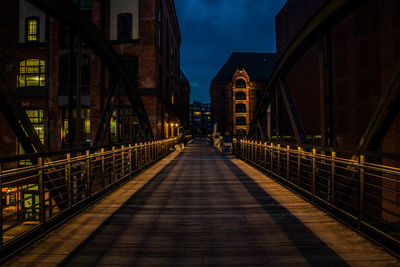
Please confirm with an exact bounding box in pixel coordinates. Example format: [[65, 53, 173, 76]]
[[175, 0, 288, 103]]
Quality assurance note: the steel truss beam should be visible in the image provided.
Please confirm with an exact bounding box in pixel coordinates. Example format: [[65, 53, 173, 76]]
[[26, 0, 154, 141], [278, 79, 306, 145], [356, 64, 400, 152], [250, 0, 367, 138]]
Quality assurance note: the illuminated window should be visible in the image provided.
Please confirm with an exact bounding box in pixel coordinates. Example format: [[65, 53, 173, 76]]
[[235, 91, 246, 100], [118, 13, 133, 40], [26, 17, 39, 42], [235, 79, 246, 88], [18, 59, 46, 87], [193, 111, 201, 115], [235, 103, 246, 113], [236, 116, 246, 126]]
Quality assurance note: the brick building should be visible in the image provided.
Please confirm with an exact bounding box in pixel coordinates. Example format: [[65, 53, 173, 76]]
[[210, 53, 277, 137], [190, 101, 211, 137], [276, 0, 400, 153], [0, 0, 189, 158]]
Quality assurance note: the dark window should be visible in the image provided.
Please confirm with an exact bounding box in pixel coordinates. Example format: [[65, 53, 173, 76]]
[[236, 116, 246, 126], [118, 13, 133, 40], [236, 129, 246, 137], [235, 103, 246, 113], [235, 78, 246, 88], [235, 91, 246, 100], [25, 17, 39, 42], [58, 54, 91, 95]]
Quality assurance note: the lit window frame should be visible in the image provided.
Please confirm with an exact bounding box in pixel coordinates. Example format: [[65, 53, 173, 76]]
[[25, 17, 40, 42], [18, 59, 46, 88]]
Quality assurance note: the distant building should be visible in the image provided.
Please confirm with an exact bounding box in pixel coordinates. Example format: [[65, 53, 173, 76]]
[[190, 102, 211, 137], [178, 71, 191, 131], [209, 53, 277, 137]]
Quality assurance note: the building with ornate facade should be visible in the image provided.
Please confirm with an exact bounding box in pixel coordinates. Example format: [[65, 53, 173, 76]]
[[210, 53, 277, 137], [0, 0, 189, 158]]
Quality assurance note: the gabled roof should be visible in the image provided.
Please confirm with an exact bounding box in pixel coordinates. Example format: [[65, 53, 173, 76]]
[[212, 52, 277, 82], [180, 70, 189, 83]]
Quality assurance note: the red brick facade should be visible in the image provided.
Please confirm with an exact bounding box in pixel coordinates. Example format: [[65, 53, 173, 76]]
[[0, 0, 189, 158]]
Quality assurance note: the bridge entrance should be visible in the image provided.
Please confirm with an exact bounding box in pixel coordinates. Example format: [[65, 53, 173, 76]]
[[5, 139, 399, 266]]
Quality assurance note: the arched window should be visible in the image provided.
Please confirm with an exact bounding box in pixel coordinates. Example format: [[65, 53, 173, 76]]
[[235, 103, 246, 113], [118, 13, 133, 40], [236, 116, 246, 126], [25, 17, 39, 42], [235, 91, 246, 100], [235, 78, 246, 88], [18, 59, 45, 87]]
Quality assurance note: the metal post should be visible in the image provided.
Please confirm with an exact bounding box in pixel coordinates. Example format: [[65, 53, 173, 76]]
[[128, 144, 132, 176], [264, 142, 267, 168], [75, 32, 82, 148], [67, 153, 72, 208], [312, 148, 316, 201], [38, 157, 45, 225], [297, 147, 301, 185], [112, 146, 116, 182], [86, 150, 91, 197], [0, 164, 3, 247], [277, 144, 281, 176], [121, 145, 125, 179], [101, 148, 105, 185], [286, 145, 290, 180], [270, 143, 273, 172], [319, 36, 326, 147], [331, 151, 335, 203], [358, 155, 365, 229]]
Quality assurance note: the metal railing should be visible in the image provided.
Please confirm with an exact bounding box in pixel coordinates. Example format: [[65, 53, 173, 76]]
[[0, 138, 176, 252], [234, 139, 400, 251]]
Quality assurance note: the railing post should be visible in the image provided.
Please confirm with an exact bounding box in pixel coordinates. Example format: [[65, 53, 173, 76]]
[[128, 144, 132, 176], [270, 143, 273, 172], [121, 145, 125, 179], [101, 148, 105, 185], [0, 164, 3, 247], [277, 144, 281, 176], [286, 145, 290, 180], [38, 157, 45, 226], [264, 142, 267, 168], [312, 148, 316, 201], [330, 151, 335, 203], [86, 150, 91, 197], [297, 147, 301, 185], [358, 155, 365, 229], [112, 146, 116, 182], [67, 153, 72, 208]]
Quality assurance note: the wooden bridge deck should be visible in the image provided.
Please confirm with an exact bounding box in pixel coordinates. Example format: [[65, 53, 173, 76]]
[[4, 139, 400, 266]]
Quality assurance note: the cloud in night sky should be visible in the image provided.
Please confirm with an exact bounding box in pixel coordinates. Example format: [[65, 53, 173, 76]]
[[175, 0, 287, 103]]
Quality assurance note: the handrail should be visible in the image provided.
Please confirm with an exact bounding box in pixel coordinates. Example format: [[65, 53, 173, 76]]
[[234, 139, 400, 253], [0, 138, 177, 257]]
